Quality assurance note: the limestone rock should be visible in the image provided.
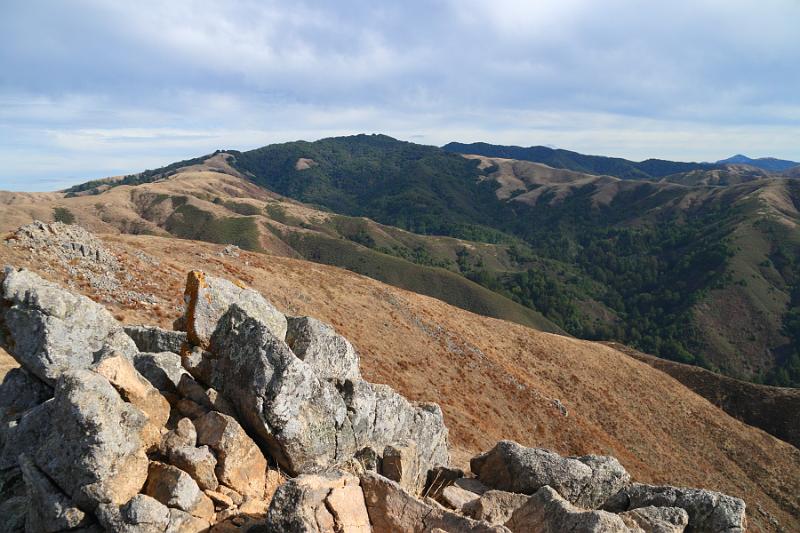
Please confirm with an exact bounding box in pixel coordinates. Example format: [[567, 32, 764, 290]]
[[423, 466, 466, 500], [285, 316, 361, 382], [603, 483, 746, 532], [183, 270, 287, 347], [34, 369, 150, 509], [133, 351, 190, 399], [360, 472, 511, 533], [462, 490, 530, 525], [176, 398, 208, 420], [124, 325, 187, 354], [144, 462, 215, 521], [0, 267, 137, 386], [265, 471, 371, 532], [195, 411, 267, 500], [620, 506, 689, 533], [177, 374, 236, 417], [19, 453, 92, 532], [169, 445, 219, 491], [471, 440, 629, 508], [0, 399, 53, 469], [97, 494, 170, 533], [506, 486, 632, 533]]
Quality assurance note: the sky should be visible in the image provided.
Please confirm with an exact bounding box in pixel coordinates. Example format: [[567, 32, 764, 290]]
[[1, 0, 799, 191]]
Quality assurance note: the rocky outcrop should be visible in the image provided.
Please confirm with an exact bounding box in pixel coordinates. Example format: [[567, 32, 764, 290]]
[[204, 298, 449, 480], [0, 258, 752, 533], [470, 440, 630, 509]]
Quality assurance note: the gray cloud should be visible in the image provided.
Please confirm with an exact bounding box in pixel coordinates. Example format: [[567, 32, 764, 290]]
[[1, 0, 799, 190]]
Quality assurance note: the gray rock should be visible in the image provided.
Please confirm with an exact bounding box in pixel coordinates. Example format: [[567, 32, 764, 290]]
[[285, 316, 361, 382], [209, 305, 449, 481], [360, 472, 511, 533], [0, 267, 137, 386], [0, 399, 53, 469], [124, 325, 187, 354], [463, 490, 530, 525], [18, 454, 92, 532], [168, 445, 218, 491], [34, 370, 150, 510], [471, 440, 629, 508], [144, 462, 215, 520], [604, 483, 746, 532], [264, 471, 371, 532], [133, 352, 190, 398], [620, 506, 689, 533], [0, 467, 27, 533], [207, 305, 351, 475], [161, 418, 197, 457], [506, 486, 633, 533], [342, 379, 450, 489], [0, 367, 51, 422], [177, 374, 236, 417], [183, 270, 287, 347], [96, 494, 211, 533]]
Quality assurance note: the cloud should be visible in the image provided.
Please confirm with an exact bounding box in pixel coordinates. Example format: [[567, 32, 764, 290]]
[[1, 0, 799, 190]]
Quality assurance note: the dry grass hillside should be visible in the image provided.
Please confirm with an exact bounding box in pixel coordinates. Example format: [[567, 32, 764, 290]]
[[0, 232, 798, 531]]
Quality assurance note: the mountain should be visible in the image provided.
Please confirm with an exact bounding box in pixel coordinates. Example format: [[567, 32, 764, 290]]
[[0, 222, 797, 531], [7, 135, 800, 389], [442, 141, 717, 180], [717, 154, 800, 172]]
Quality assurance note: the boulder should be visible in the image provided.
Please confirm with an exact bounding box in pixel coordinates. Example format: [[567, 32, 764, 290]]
[[169, 445, 219, 492], [360, 472, 511, 533], [183, 270, 287, 348], [93, 353, 171, 451], [96, 494, 211, 533], [144, 462, 215, 521], [0, 467, 27, 532], [177, 374, 236, 417], [0, 399, 53, 469], [133, 351, 190, 399], [0, 267, 137, 386], [194, 411, 267, 500], [265, 471, 371, 532], [620, 506, 689, 533], [603, 483, 746, 532], [19, 453, 92, 532], [506, 486, 633, 533], [342, 379, 450, 487], [462, 490, 530, 525], [285, 316, 361, 382], [207, 305, 351, 474], [423, 466, 465, 500], [124, 325, 187, 354], [471, 440, 629, 508], [34, 369, 150, 509]]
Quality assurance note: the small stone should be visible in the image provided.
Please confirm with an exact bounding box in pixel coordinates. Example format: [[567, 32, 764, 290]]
[[144, 462, 215, 521], [169, 445, 219, 491]]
